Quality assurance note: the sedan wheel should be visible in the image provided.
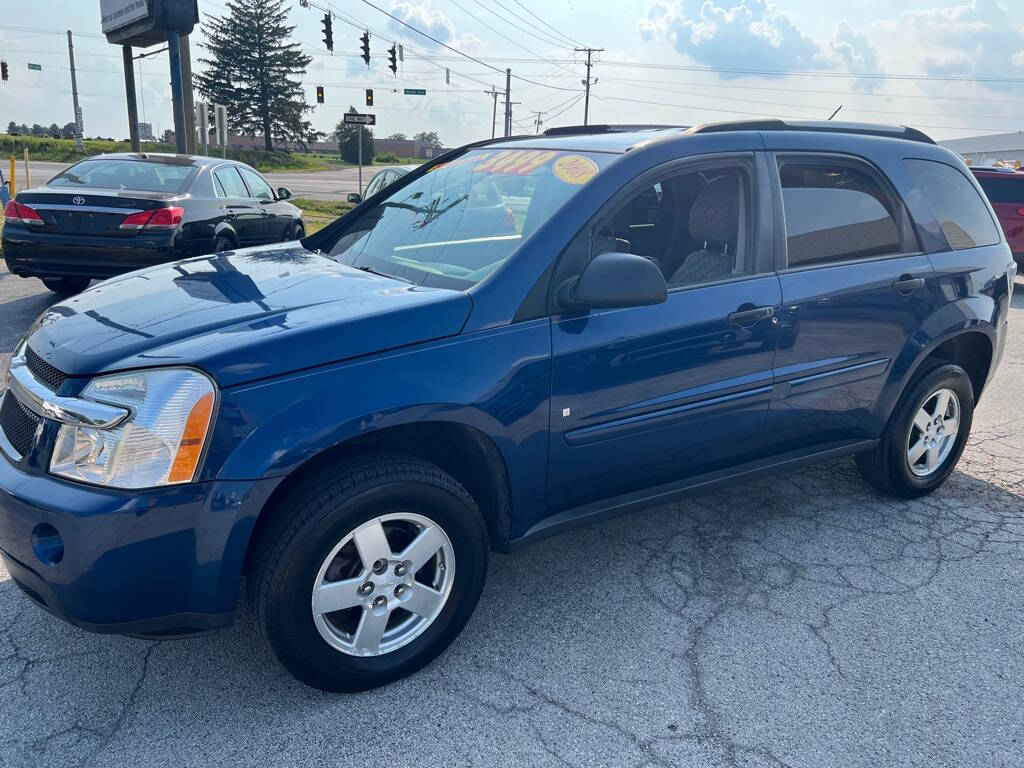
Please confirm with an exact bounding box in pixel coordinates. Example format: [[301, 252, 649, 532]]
[[906, 388, 960, 477]]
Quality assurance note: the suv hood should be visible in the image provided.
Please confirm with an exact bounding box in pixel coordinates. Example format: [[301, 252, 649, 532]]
[[25, 244, 473, 387]]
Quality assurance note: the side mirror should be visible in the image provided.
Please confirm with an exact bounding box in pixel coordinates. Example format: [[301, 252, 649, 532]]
[[276, 187, 291, 200], [559, 252, 667, 311], [347, 192, 362, 204]]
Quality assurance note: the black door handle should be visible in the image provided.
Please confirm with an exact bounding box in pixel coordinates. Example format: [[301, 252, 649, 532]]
[[893, 276, 925, 294], [727, 305, 774, 325]]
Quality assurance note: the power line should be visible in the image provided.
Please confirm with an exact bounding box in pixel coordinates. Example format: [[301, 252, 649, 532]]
[[465, 0, 574, 51], [510, 0, 584, 48]]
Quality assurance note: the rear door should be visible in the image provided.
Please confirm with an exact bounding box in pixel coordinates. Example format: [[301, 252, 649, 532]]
[[547, 154, 781, 512], [762, 152, 938, 452], [213, 165, 264, 245], [238, 166, 290, 241]]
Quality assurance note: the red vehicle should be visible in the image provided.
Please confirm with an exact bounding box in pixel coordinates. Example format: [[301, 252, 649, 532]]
[[971, 166, 1024, 271]]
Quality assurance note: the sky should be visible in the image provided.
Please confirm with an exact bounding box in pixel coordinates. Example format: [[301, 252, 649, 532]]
[[0, 0, 1022, 148]]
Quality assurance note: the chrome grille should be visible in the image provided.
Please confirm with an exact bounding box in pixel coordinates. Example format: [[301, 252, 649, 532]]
[[0, 392, 42, 457], [25, 347, 67, 392]]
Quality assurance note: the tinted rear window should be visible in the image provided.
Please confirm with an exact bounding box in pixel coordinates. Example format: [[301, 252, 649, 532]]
[[49, 159, 195, 193], [975, 175, 1024, 204], [904, 159, 1000, 250]]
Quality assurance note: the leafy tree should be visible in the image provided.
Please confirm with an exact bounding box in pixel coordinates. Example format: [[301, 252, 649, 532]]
[[6, 121, 18, 135], [413, 130, 441, 148], [161, 128, 174, 144], [196, 0, 314, 151], [30, 124, 45, 136], [386, 132, 407, 141], [333, 107, 375, 165], [60, 122, 77, 139]]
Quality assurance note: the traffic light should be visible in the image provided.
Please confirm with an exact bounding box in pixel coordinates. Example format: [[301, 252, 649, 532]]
[[0, 61, 7, 82], [365, 88, 374, 107], [388, 44, 397, 76], [316, 85, 324, 104], [321, 13, 333, 52], [360, 31, 370, 67]]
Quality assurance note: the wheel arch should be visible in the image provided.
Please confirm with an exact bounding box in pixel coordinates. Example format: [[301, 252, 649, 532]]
[[213, 222, 239, 246], [242, 420, 515, 582]]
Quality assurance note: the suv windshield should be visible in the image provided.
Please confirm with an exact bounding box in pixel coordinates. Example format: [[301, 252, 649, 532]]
[[327, 148, 614, 288], [49, 158, 195, 194]]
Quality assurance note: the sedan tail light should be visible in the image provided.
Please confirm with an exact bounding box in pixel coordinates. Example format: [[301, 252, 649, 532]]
[[119, 206, 184, 230], [3, 199, 45, 226]]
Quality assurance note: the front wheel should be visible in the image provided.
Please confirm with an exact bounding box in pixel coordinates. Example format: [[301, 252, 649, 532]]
[[856, 362, 974, 498], [249, 454, 489, 692]]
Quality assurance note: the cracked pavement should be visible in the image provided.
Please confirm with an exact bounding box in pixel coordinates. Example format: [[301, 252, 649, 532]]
[[1, 265, 1022, 767]]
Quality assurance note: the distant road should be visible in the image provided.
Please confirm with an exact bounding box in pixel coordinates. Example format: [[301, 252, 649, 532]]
[[6, 159, 401, 201]]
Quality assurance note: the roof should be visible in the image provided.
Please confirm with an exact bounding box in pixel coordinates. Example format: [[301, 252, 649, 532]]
[[939, 131, 1024, 154], [969, 166, 1023, 175]]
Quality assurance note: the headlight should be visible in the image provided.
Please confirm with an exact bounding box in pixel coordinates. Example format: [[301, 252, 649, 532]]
[[50, 368, 216, 489]]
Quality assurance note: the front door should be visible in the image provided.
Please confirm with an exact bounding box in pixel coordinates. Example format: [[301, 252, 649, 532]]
[[214, 165, 265, 246], [238, 166, 290, 241], [547, 156, 781, 513]]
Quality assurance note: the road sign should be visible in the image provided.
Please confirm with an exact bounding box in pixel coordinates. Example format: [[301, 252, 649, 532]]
[[404, 88, 426, 96], [343, 112, 376, 125], [27, 63, 42, 71]]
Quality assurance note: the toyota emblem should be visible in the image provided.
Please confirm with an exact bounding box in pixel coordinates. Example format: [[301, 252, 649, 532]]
[[72, 196, 85, 205]]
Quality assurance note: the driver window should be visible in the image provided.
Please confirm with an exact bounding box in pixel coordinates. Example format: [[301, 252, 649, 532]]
[[238, 166, 274, 201], [596, 163, 751, 289]]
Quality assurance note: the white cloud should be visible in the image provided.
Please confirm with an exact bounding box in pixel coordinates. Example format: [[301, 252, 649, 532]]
[[387, 2, 483, 52], [638, 0, 882, 87]]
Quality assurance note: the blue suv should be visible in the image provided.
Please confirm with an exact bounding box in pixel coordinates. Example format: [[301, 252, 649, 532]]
[[0, 121, 1014, 691]]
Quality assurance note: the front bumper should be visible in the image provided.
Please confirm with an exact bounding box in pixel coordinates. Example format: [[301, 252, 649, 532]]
[[0, 451, 279, 638]]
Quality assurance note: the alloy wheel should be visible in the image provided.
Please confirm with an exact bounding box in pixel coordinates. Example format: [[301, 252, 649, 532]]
[[311, 512, 455, 657], [906, 387, 960, 477]]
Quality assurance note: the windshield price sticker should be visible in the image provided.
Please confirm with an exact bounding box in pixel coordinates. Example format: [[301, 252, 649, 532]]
[[552, 155, 599, 185]]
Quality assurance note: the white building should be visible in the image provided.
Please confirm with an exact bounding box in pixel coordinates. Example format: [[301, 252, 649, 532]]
[[939, 131, 1024, 167]]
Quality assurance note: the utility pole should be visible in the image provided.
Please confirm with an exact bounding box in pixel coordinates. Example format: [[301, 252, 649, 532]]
[[504, 68, 511, 137], [167, 30, 187, 154], [67, 31, 83, 151], [575, 47, 603, 125], [122, 46, 140, 152], [532, 110, 543, 134], [489, 86, 498, 139], [178, 34, 197, 154]]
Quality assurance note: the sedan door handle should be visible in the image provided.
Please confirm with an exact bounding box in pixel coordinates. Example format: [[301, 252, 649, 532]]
[[893, 276, 925, 294], [727, 305, 774, 326]]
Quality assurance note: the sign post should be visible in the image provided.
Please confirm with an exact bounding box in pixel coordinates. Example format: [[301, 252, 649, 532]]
[[214, 103, 227, 158], [197, 102, 209, 155], [343, 112, 376, 193]]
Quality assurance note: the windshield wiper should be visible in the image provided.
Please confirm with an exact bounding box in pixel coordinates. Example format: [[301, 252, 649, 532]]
[[355, 264, 413, 284]]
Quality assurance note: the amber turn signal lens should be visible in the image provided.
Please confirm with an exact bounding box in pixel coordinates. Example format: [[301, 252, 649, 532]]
[[167, 392, 215, 484]]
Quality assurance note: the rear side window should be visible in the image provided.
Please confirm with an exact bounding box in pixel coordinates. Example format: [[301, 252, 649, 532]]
[[214, 166, 249, 198], [904, 159, 1000, 250], [974, 175, 1024, 204], [779, 159, 903, 267]]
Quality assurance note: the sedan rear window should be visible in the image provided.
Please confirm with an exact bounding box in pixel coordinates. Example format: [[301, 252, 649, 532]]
[[326, 148, 614, 289], [49, 159, 195, 194]]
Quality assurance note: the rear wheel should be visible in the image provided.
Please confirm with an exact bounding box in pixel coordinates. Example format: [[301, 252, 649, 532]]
[[214, 235, 235, 253], [250, 453, 489, 692], [41, 277, 90, 295], [856, 362, 974, 498]]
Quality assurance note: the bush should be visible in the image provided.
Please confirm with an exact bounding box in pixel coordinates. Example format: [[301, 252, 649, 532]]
[[374, 151, 399, 163]]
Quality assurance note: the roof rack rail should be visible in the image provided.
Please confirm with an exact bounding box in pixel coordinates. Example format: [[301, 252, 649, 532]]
[[684, 119, 936, 145], [542, 124, 684, 137], [968, 165, 1021, 173]]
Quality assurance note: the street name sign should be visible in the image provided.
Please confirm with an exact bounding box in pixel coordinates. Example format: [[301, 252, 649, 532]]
[[404, 88, 427, 96]]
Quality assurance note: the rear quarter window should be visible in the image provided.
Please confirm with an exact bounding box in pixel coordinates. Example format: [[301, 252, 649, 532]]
[[904, 159, 1000, 250]]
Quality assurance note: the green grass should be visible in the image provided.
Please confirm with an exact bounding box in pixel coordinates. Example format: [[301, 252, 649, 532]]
[[292, 196, 353, 235], [0, 134, 355, 173]]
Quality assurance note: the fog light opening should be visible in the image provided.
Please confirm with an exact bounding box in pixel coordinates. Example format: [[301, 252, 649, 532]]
[[31, 524, 64, 567]]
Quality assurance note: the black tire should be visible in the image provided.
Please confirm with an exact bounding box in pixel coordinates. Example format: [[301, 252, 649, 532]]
[[856, 362, 974, 498], [249, 453, 489, 692], [214, 235, 235, 253], [282, 222, 304, 241], [41, 276, 90, 295]]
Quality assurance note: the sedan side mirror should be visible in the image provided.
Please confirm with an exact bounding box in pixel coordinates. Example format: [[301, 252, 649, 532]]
[[277, 187, 292, 200], [558, 252, 668, 311], [347, 192, 362, 204]]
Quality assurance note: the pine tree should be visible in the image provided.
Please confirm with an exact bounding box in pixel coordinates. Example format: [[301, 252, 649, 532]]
[[196, 0, 313, 151]]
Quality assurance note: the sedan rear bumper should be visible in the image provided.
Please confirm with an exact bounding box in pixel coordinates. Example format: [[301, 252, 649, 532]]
[[1, 230, 206, 280]]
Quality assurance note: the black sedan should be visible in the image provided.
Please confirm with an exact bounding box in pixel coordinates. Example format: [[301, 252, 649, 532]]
[[347, 165, 412, 204], [1, 153, 304, 294]]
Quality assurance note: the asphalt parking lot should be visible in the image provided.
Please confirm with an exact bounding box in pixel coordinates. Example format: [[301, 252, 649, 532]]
[[1, 266, 1022, 768]]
